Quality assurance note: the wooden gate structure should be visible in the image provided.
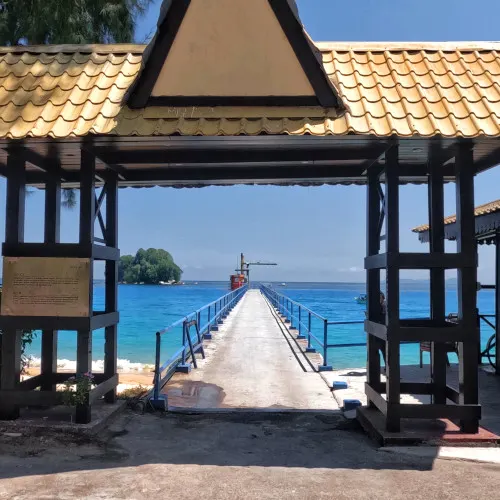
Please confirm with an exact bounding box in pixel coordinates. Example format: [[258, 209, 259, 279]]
[[0, 0, 499, 431], [414, 200, 500, 377]]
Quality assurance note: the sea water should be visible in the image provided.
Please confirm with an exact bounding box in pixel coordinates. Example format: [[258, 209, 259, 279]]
[[25, 282, 496, 371]]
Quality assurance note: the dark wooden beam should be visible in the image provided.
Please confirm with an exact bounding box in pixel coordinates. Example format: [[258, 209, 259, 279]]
[[385, 145, 401, 433], [41, 167, 61, 392], [0, 151, 26, 420], [76, 148, 96, 424], [104, 172, 119, 404], [4, 146, 69, 181], [94, 146, 388, 165], [455, 141, 479, 434], [2, 243, 119, 261], [474, 144, 500, 172], [366, 167, 382, 406], [23, 163, 455, 186], [428, 143, 448, 404]]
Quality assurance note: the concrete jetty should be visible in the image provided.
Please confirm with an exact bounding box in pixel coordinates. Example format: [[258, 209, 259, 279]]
[[164, 290, 338, 411]]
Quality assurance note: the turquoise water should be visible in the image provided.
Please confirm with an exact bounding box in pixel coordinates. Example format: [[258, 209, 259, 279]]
[[283, 284, 495, 368], [25, 282, 496, 370]]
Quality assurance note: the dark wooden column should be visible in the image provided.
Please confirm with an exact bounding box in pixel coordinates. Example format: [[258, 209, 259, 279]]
[[428, 146, 447, 404], [104, 172, 118, 403], [385, 146, 401, 432], [366, 167, 382, 401], [40, 173, 61, 391], [0, 152, 26, 419], [455, 142, 479, 433], [76, 149, 95, 424], [496, 231, 500, 375]]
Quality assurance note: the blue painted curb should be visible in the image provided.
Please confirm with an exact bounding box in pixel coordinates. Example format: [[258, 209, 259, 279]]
[[343, 399, 362, 411], [176, 363, 192, 374], [305, 347, 316, 353], [296, 334, 306, 340], [318, 365, 333, 372], [331, 381, 348, 390], [210, 325, 219, 331], [203, 333, 213, 340]]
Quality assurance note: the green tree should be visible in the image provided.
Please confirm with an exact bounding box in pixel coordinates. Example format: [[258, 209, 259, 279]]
[[0, 0, 152, 208], [120, 248, 183, 285], [0, 0, 151, 45]]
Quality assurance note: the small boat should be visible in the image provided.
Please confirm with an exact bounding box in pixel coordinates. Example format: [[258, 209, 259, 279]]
[[355, 294, 367, 304], [280, 283, 287, 287]]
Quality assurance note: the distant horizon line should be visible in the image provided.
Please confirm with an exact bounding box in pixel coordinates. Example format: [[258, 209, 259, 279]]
[[91, 278, 459, 284]]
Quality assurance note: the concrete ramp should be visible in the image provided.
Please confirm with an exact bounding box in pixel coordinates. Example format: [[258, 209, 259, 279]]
[[163, 290, 338, 411]]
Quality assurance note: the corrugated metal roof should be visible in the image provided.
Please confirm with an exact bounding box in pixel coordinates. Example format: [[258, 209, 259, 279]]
[[412, 199, 500, 233], [2, 42, 500, 138]]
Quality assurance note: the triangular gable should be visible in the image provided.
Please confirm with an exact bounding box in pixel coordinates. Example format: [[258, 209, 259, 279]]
[[127, 0, 342, 109]]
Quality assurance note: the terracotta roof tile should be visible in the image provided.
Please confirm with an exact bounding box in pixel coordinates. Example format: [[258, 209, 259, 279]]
[[1, 42, 500, 138], [413, 199, 500, 233]]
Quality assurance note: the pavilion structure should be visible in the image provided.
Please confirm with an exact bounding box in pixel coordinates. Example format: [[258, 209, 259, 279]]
[[0, 0, 499, 432], [414, 200, 500, 376]]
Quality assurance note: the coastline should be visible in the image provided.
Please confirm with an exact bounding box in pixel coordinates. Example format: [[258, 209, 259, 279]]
[[25, 357, 154, 390]]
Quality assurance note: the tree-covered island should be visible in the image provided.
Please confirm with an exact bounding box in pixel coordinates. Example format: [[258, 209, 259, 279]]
[[118, 248, 183, 284]]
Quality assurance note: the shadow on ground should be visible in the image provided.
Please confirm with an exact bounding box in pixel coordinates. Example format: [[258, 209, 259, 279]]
[[0, 410, 437, 481], [3, 411, 500, 499]]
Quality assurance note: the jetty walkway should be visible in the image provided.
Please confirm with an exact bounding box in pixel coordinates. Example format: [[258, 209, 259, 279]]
[[162, 289, 338, 411]]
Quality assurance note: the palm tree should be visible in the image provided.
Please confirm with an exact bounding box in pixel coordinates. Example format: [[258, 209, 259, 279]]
[[0, 0, 152, 208]]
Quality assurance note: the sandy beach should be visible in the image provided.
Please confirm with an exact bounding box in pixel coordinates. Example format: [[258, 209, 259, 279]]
[[24, 367, 154, 393]]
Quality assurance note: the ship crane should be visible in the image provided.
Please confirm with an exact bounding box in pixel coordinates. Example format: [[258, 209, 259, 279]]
[[231, 254, 278, 288]]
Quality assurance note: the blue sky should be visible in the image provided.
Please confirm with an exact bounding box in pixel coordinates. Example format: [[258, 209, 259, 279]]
[[4, 0, 500, 282]]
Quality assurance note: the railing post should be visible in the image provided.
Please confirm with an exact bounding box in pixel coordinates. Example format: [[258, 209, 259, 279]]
[[153, 332, 161, 401], [290, 302, 295, 329], [306, 312, 315, 353], [211, 303, 219, 331], [181, 322, 187, 365], [318, 319, 332, 371], [297, 306, 305, 339], [150, 331, 168, 410]]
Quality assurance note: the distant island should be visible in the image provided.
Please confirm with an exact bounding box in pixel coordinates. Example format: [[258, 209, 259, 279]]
[[118, 248, 183, 285]]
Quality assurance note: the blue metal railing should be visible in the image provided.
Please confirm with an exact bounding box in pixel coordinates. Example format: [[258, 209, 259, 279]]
[[151, 285, 248, 407], [261, 285, 365, 371], [262, 285, 498, 372]]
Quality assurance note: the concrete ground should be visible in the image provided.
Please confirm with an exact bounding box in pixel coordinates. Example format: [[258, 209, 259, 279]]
[[165, 290, 337, 410], [1, 410, 500, 500]]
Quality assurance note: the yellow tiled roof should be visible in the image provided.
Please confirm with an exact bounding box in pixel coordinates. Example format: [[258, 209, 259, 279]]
[[412, 199, 500, 233], [2, 42, 500, 138]]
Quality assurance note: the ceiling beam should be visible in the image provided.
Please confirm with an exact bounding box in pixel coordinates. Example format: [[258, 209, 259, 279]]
[[2, 146, 69, 181], [23, 162, 453, 186], [93, 146, 389, 166]]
